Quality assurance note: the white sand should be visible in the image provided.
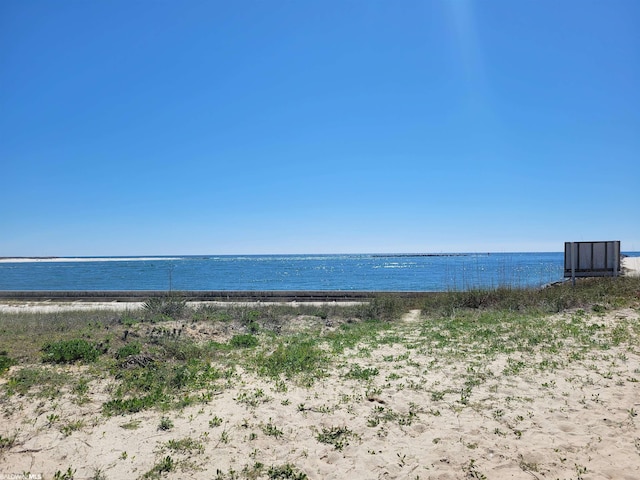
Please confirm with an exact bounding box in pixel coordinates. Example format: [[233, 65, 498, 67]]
[[0, 257, 181, 263], [0, 301, 145, 314], [0, 301, 364, 314], [622, 256, 640, 276], [1, 308, 639, 479]]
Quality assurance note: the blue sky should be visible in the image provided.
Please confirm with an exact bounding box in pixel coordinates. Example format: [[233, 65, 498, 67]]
[[1, 0, 638, 255]]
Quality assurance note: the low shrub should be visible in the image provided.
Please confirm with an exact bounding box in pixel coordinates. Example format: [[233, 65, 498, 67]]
[[42, 339, 100, 364], [230, 334, 259, 348], [0, 351, 16, 375], [116, 342, 141, 359]]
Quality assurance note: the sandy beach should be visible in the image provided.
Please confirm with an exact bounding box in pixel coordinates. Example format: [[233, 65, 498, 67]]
[[0, 301, 364, 315], [1, 292, 639, 480], [622, 256, 640, 276]]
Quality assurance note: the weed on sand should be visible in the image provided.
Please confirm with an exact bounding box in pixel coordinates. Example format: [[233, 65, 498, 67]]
[[252, 336, 328, 385]]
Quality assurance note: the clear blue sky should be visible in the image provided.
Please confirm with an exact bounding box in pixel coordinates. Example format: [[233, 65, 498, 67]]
[[1, 0, 639, 255]]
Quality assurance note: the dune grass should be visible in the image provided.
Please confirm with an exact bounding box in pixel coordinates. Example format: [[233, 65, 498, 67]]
[[0, 277, 639, 479], [0, 276, 638, 415]]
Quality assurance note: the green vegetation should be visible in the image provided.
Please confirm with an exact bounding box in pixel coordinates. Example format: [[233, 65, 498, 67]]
[[315, 425, 358, 451], [0, 276, 639, 479], [165, 436, 204, 454], [0, 351, 16, 375], [143, 294, 187, 320], [253, 337, 327, 384], [142, 456, 175, 479], [42, 339, 100, 364], [422, 276, 640, 314], [5, 366, 71, 397], [209, 415, 223, 427], [267, 464, 308, 480], [261, 419, 284, 438], [115, 341, 141, 359], [0, 432, 16, 451], [53, 467, 76, 480], [158, 416, 174, 431], [230, 334, 259, 348], [0, 276, 638, 417], [344, 364, 379, 381], [120, 419, 142, 430]]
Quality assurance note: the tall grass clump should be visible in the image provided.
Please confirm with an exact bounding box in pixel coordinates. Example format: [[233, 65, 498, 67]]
[[143, 294, 188, 320], [356, 294, 407, 321], [421, 277, 640, 316]]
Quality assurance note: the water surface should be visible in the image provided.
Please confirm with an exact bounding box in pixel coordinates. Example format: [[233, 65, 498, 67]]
[[0, 253, 578, 291]]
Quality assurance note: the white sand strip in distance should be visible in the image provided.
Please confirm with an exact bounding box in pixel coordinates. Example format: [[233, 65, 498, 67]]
[[622, 256, 640, 276], [0, 257, 181, 263]]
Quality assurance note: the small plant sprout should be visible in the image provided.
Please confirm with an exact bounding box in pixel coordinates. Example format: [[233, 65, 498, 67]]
[[159, 417, 174, 431]]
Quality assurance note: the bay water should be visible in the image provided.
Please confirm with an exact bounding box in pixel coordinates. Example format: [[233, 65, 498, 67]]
[[0, 252, 579, 291]]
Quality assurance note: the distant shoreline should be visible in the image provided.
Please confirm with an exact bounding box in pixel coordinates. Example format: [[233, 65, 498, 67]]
[[0, 253, 476, 263], [0, 252, 537, 263], [0, 257, 182, 263]]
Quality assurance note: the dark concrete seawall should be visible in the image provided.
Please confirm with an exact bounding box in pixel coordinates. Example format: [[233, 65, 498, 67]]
[[0, 291, 435, 302]]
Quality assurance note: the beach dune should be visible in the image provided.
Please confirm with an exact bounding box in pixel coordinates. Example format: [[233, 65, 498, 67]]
[[1, 302, 639, 479]]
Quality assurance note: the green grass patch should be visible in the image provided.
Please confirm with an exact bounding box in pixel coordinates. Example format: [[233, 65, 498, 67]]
[[343, 364, 379, 381], [165, 437, 204, 454], [105, 358, 224, 415], [315, 425, 358, 451], [103, 389, 168, 415], [230, 334, 259, 348], [267, 464, 308, 480], [116, 342, 141, 359], [42, 339, 100, 364], [5, 367, 71, 397], [142, 455, 175, 479], [254, 337, 327, 382], [326, 319, 391, 354], [262, 419, 284, 438], [0, 351, 16, 375]]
